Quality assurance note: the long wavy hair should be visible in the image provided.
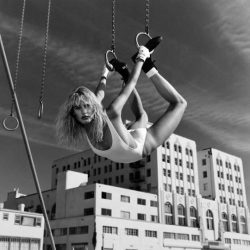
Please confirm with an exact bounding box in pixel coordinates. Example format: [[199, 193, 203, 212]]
[[56, 86, 107, 147]]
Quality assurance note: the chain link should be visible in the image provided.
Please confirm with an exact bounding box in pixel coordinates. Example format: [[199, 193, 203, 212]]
[[145, 0, 150, 34], [111, 0, 116, 52], [10, 0, 27, 116], [38, 0, 52, 119]]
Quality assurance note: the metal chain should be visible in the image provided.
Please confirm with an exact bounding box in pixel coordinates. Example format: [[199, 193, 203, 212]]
[[145, 0, 150, 34], [111, 0, 116, 52], [10, 0, 27, 116], [38, 0, 52, 119]]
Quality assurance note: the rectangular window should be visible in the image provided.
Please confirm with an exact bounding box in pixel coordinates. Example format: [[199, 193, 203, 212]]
[[151, 215, 158, 222], [14, 215, 21, 225], [69, 226, 88, 235], [163, 232, 175, 239], [145, 230, 157, 237], [102, 192, 112, 200], [150, 200, 158, 207], [203, 183, 208, 191], [137, 198, 146, 205], [147, 169, 151, 177], [121, 195, 130, 203], [203, 171, 207, 178], [84, 191, 95, 199], [176, 233, 189, 240], [84, 208, 94, 216], [103, 226, 118, 234], [137, 213, 146, 221], [2, 213, 9, 221], [35, 217, 42, 227], [121, 211, 130, 219], [202, 159, 206, 165], [101, 208, 112, 216], [125, 228, 138, 236]]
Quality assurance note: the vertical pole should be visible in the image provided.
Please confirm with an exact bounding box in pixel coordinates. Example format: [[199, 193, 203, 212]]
[[0, 34, 56, 250]]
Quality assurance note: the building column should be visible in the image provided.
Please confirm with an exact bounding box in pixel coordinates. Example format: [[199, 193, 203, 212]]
[[185, 194, 190, 227]]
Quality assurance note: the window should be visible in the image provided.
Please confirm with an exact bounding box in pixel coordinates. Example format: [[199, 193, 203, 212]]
[[177, 205, 186, 226], [206, 210, 214, 230], [125, 228, 138, 236], [84, 208, 94, 216], [147, 169, 151, 177], [240, 216, 247, 234], [231, 214, 238, 232], [163, 232, 175, 239], [202, 159, 206, 165], [137, 198, 146, 205], [101, 208, 112, 216], [121, 195, 130, 203], [176, 233, 189, 240], [151, 215, 158, 222], [203, 183, 208, 191], [14, 215, 21, 225], [137, 213, 146, 221], [203, 171, 207, 178], [2, 213, 9, 221], [121, 211, 130, 219], [35, 217, 42, 227], [102, 192, 112, 200], [190, 207, 197, 227], [222, 212, 229, 232], [150, 200, 158, 207], [69, 226, 88, 235], [192, 235, 200, 241], [84, 191, 94, 199], [103, 226, 118, 234], [145, 230, 157, 237]]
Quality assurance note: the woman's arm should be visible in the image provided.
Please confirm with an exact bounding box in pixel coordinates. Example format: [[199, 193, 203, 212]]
[[95, 65, 110, 102]]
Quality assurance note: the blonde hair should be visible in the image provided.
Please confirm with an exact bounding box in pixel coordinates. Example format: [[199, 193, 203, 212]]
[[56, 86, 107, 147]]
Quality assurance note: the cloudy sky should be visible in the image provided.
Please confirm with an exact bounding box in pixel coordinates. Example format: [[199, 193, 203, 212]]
[[1, 0, 250, 204]]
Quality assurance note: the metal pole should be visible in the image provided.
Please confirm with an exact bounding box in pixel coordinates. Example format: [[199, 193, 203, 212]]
[[0, 34, 56, 250]]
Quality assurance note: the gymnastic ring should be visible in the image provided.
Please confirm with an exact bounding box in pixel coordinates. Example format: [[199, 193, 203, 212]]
[[38, 100, 43, 119], [135, 32, 154, 54], [3, 115, 19, 131], [105, 50, 117, 71]]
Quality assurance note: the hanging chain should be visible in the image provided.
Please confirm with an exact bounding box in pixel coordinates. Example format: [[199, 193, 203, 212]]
[[145, 0, 150, 34], [10, 0, 26, 116], [38, 0, 52, 119], [111, 0, 116, 52]]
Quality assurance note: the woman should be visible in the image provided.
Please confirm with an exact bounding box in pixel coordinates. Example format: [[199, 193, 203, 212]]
[[56, 38, 187, 163]]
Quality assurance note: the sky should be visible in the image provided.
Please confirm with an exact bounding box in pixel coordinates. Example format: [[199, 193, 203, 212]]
[[1, 0, 250, 204]]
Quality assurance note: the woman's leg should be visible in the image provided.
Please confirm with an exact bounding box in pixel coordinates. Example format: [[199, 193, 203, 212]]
[[108, 58, 148, 130], [143, 71, 187, 155]]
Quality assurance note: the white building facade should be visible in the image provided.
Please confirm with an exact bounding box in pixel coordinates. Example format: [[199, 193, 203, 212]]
[[4, 134, 250, 250], [0, 202, 44, 250]]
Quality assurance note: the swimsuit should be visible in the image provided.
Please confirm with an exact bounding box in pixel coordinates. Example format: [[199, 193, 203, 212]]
[[86, 118, 147, 163]]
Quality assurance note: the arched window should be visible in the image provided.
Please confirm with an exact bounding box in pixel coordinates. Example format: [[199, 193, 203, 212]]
[[164, 202, 173, 225], [231, 214, 238, 232], [240, 216, 247, 234], [221, 212, 229, 232], [206, 210, 214, 230], [190, 207, 198, 227], [178, 204, 186, 226]]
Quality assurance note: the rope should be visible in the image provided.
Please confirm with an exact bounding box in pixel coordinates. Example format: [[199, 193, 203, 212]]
[[38, 0, 52, 119], [111, 0, 116, 52], [145, 0, 150, 34], [10, 0, 26, 117]]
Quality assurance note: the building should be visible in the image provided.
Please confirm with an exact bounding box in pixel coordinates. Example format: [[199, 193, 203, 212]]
[[4, 134, 250, 249], [0, 201, 44, 250]]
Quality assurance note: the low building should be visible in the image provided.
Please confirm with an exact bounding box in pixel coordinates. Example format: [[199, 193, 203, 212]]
[[0, 202, 44, 250]]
